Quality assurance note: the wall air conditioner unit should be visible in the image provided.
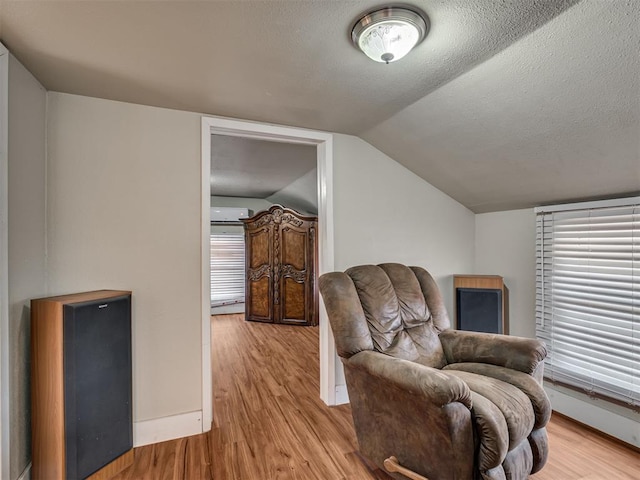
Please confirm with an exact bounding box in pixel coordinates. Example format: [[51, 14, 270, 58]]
[[210, 207, 252, 223]]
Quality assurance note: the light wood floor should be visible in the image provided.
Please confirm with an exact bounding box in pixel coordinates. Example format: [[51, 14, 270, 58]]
[[113, 314, 639, 479]]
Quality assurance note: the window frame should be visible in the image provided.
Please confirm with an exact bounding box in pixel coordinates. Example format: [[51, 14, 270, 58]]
[[535, 196, 639, 408]]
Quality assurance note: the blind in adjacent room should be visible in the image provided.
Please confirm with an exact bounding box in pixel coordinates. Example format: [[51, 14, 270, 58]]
[[210, 233, 245, 306], [535, 197, 639, 407]]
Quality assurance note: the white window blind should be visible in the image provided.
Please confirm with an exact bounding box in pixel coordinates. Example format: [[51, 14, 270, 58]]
[[535, 198, 639, 407], [210, 233, 245, 307]]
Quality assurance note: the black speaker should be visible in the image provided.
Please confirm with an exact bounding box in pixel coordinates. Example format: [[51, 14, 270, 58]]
[[456, 288, 503, 334], [63, 295, 133, 479]]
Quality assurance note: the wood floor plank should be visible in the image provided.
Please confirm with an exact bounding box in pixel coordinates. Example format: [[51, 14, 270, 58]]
[[114, 313, 639, 479], [532, 413, 640, 480]]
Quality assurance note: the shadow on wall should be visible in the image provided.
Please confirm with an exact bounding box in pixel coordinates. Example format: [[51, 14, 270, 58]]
[[11, 304, 32, 479], [266, 168, 318, 215]]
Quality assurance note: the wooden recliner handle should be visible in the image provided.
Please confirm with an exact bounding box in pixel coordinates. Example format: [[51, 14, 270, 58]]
[[383, 456, 430, 480]]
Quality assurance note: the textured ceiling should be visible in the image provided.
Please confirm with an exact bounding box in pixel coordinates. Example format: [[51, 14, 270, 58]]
[[0, 0, 578, 135], [211, 135, 316, 198], [361, 0, 640, 212], [1, 0, 636, 212]]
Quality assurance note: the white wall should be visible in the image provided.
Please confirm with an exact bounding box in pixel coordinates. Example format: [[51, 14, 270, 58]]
[[475, 208, 640, 447], [45, 93, 638, 452], [210, 195, 272, 214], [332, 134, 476, 384], [475, 208, 536, 337], [45, 96, 476, 428], [266, 167, 318, 215], [0, 44, 7, 480], [6, 54, 47, 480], [332, 134, 475, 308], [46, 93, 203, 434]]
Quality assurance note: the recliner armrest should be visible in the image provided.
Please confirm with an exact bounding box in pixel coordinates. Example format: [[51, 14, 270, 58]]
[[439, 330, 547, 375], [346, 350, 472, 408]]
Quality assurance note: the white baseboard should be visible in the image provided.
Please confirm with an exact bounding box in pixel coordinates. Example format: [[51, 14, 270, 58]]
[[545, 385, 640, 448], [134, 410, 203, 447], [210, 303, 244, 315], [335, 384, 349, 405], [17, 462, 31, 480]]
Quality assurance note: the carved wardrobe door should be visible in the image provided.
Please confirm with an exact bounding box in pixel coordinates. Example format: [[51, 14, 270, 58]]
[[244, 216, 274, 323], [243, 205, 318, 326]]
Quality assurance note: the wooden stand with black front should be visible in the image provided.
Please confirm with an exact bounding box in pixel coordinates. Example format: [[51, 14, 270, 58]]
[[31, 290, 133, 480], [454, 275, 509, 334]]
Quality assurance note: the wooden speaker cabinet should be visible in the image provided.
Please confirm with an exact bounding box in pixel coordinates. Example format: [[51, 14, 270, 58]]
[[242, 205, 318, 326], [31, 290, 134, 480], [453, 275, 509, 334]]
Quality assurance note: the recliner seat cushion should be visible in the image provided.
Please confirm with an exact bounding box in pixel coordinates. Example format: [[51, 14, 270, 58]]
[[467, 391, 509, 471], [445, 370, 535, 450], [528, 427, 549, 474], [444, 362, 550, 429], [502, 439, 533, 480]]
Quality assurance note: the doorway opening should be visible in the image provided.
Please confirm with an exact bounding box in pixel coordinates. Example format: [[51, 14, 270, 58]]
[[200, 116, 335, 431], [208, 134, 318, 321]]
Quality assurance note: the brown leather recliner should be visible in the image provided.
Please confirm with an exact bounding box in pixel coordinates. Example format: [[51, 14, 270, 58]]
[[319, 263, 550, 480]]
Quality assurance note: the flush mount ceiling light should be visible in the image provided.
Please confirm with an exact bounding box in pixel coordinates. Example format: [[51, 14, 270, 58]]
[[352, 7, 429, 64]]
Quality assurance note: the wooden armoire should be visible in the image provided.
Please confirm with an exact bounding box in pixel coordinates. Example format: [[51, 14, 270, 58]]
[[242, 205, 318, 326]]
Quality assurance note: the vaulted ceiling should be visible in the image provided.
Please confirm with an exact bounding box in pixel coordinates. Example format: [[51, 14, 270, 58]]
[[1, 0, 637, 212]]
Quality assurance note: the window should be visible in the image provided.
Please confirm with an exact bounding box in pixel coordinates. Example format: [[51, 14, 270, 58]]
[[210, 232, 245, 307], [535, 197, 639, 407]]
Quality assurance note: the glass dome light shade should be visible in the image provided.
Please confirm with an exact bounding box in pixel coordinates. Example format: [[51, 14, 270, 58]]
[[352, 7, 428, 64]]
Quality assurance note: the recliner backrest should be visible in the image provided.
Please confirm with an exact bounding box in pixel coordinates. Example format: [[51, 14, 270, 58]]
[[320, 263, 450, 368]]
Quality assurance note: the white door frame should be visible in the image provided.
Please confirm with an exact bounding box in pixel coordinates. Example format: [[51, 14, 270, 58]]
[[200, 116, 336, 431], [0, 42, 10, 480]]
